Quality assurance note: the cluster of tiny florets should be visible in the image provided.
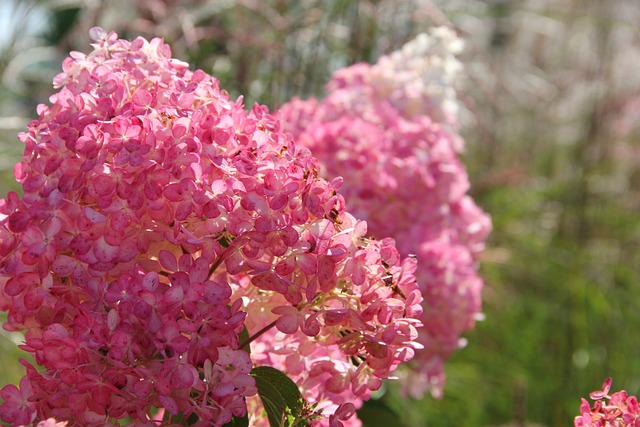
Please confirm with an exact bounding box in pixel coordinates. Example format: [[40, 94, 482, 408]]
[[278, 27, 491, 398], [0, 28, 422, 426], [575, 378, 640, 427]]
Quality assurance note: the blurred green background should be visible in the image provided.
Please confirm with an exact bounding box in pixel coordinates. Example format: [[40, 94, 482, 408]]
[[1, 1, 639, 426]]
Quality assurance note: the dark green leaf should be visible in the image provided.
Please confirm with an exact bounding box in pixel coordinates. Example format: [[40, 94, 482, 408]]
[[251, 366, 308, 427], [238, 325, 251, 354], [222, 413, 249, 427]]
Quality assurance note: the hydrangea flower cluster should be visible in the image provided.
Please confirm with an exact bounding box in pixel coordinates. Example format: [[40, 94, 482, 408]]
[[0, 28, 422, 426], [278, 27, 491, 398], [241, 226, 421, 426], [575, 378, 640, 427]]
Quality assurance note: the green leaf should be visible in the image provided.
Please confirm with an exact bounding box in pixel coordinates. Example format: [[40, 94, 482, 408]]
[[222, 413, 249, 427], [251, 366, 308, 427], [357, 399, 408, 427], [238, 325, 251, 354], [166, 411, 198, 425]]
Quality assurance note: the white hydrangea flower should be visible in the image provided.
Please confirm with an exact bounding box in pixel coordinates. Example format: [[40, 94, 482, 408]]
[[371, 26, 464, 124]]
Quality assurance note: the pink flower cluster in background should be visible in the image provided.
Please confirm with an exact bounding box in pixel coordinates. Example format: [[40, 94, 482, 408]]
[[575, 378, 640, 427], [0, 28, 423, 426], [278, 27, 491, 398]]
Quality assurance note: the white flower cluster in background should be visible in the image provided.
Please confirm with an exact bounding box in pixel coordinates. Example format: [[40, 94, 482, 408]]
[[372, 27, 464, 124]]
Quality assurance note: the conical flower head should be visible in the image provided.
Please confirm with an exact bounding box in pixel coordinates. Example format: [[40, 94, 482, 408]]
[[0, 28, 422, 425], [278, 27, 491, 398]]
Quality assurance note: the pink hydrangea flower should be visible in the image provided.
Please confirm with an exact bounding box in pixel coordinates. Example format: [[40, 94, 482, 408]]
[[278, 27, 491, 398], [0, 28, 422, 426], [575, 378, 640, 427], [0, 376, 37, 425]]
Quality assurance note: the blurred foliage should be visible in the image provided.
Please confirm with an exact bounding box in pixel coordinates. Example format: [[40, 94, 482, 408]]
[[1, 0, 640, 426], [0, 312, 33, 388]]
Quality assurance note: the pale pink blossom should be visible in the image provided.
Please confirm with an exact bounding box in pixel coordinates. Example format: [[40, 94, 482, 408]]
[[278, 27, 491, 398]]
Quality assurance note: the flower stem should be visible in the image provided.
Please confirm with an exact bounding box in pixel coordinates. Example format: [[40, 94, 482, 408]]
[[208, 256, 224, 279], [240, 320, 277, 350]]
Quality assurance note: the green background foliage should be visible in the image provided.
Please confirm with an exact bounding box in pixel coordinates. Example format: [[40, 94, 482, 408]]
[[1, 1, 639, 426]]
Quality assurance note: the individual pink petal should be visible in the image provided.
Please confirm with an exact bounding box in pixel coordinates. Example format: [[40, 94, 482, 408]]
[[275, 257, 296, 276], [301, 313, 321, 336], [324, 309, 348, 327], [158, 250, 178, 272], [142, 271, 159, 291], [94, 237, 119, 262], [204, 281, 232, 303], [252, 272, 288, 294], [5, 272, 39, 297], [296, 254, 317, 275], [590, 377, 613, 400], [170, 364, 199, 389], [275, 313, 299, 334], [158, 395, 179, 416], [132, 90, 152, 107], [164, 286, 184, 305], [88, 27, 107, 41]]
